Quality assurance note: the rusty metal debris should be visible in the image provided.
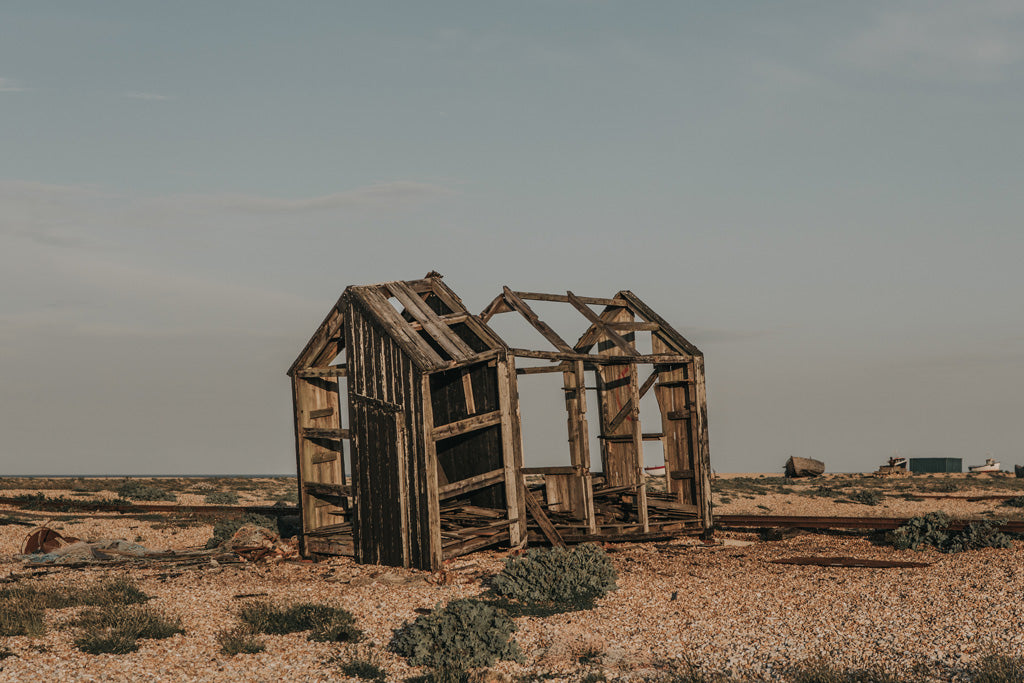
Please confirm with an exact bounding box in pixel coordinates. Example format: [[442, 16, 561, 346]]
[[21, 526, 79, 554]]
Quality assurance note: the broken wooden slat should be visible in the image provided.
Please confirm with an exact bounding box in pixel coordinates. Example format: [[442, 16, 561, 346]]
[[308, 407, 335, 419], [437, 468, 506, 501], [442, 529, 510, 559], [770, 557, 932, 569], [310, 452, 338, 464], [431, 410, 502, 440], [604, 366, 661, 433], [522, 485, 566, 547], [670, 470, 695, 480]]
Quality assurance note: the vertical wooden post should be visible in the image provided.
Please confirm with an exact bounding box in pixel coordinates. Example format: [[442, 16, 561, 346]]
[[421, 375, 443, 570], [562, 360, 596, 533], [692, 355, 713, 533], [497, 355, 527, 547]]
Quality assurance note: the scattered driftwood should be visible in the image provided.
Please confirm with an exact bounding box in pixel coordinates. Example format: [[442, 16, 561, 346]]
[[770, 556, 932, 569], [785, 457, 825, 478]]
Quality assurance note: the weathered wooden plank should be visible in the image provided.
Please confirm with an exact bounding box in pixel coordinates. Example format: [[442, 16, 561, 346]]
[[356, 286, 445, 370], [496, 356, 526, 547], [431, 409, 502, 440], [309, 407, 335, 419], [516, 363, 570, 375], [310, 452, 339, 464], [522, 485, 566, 548], [502, 287, 574, 352], [566, 290, 638, 356], [302, 427, 350, 440], [421, 375, 443, 570], [521, 466, 579, 475], [511, 348, 691, 364], [616, 290, 702, 357], [442, 529, 510, 559], [438, 468, 505, 500], [514, 291, 627, 307], [295, 365, 347, 378], [388, 281, 474, 361]]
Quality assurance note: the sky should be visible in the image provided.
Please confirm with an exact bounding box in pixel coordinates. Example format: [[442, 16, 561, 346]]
[[1, 2, 1022, 475]]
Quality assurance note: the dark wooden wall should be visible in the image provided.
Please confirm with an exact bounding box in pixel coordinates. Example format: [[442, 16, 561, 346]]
[[429, 364, 506, 510], [345, 297, 431, 569]]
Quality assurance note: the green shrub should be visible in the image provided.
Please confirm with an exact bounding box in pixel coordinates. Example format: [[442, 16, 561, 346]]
[[238, 601, 361, 642], [390, 598, 520, 676], [204, 491, 240, 505], [206, 513, 277, 548], [890, 513, 1012, 553], [849, 489, 882, 506], [489, 543, 617, 610], [116, 481, 176, 502], [216, 627, 266, 656]]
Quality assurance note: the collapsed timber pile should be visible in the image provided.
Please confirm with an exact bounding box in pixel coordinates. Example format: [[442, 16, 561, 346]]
[[287, 273, 712, 570]]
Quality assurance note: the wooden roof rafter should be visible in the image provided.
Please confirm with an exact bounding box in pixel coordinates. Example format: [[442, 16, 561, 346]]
[[288, 294, 346, 377], [480, 286, 699, 367]]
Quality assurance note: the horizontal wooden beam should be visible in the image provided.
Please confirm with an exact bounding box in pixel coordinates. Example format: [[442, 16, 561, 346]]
[[295, 365, 347, 378], [308, 407, 335, 419], [521, 466, 579, 476], [301, 427, 350, 440], [310, 452, 338, 464], [607, 322, 660, 331], [511, 348, 691, 365], [431, 410, 502, 440], [670, 470, 695, 480], [516, 363, 570, 376], [641, 433, 664, 441], [438, 468, 506, 500], [303, 481, 351, 500], [407, 312, 470, 332], [513, 291, 627, 307]]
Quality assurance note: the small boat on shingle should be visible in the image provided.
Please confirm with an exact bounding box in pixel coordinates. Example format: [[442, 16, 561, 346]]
[[785, 456, 825, 478]]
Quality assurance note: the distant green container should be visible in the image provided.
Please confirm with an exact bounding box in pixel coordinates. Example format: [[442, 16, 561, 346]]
[[909, 457, 962, 473]]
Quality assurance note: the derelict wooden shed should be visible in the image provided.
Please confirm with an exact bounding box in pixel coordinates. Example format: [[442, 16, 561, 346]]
[[287, 275, 526, 571], [288, 274, 712, 571]]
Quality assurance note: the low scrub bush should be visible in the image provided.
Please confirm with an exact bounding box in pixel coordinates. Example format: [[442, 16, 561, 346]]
[[116, 481, 176, 502], [0, 576, 149, 610], [848, 489, 882, 506], [489, 543, 617, 611], [1001, 496, 1024, 508], [787, 659, 901, 683], [889, 513, 1012, 553], [71, 604, 183, 654], [335, 648, 387, 682], [238, 601, 361, 642], [204, 490, 240, 505], [0, 599, 46, 637], [971, 652, 1024, 683], [206, 513, 277, 548], [390, 598, 520, 680], [216, 627, 266, 656]]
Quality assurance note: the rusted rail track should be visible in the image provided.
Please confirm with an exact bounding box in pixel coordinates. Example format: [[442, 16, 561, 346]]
[[716, 514, 1024, 533], [0, 496, 298, 517]]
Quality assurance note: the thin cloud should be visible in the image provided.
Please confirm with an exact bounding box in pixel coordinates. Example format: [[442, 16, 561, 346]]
[[842, 1, 1024, 81], [123, 92, 174, 101], [0, 78, 26, 92], [202, 181, 455, 214]]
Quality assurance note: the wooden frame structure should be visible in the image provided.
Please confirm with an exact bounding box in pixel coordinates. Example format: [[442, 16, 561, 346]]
[[288, 274, 711, 571]]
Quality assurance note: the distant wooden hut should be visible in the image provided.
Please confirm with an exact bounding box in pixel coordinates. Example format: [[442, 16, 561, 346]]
[[288, 274, 712, 570]]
